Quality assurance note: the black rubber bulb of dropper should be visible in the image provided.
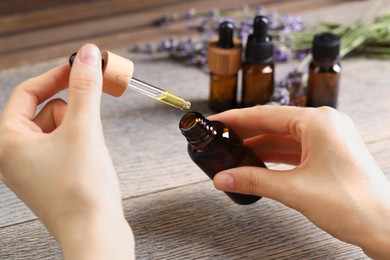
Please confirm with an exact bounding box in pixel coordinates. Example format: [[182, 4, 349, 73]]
[[253, 16, 269, 43], [217, 21, 235, 49], [68, 52, 104, 68], [244, 15, 273, 64]]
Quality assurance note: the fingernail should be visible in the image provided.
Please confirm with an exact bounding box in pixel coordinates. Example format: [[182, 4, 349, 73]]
[[79, 44, 100, 67], [215, 173, 235, 190]]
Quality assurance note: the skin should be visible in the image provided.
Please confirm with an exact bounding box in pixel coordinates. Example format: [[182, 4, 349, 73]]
[[0, 43, 389, 259], [210, 106, 390, 259], [0, 44, 134, 260]]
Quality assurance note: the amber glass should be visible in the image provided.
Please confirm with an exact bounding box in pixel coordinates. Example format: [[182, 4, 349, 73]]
[[209, 73, 238, 112], [307, 60, 341, 108], [242, 63, 274, 107], [179, 111, 265, 205]]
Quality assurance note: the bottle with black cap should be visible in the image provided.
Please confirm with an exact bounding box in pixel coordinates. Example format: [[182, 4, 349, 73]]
[[207, 21, 242, 112], [307, 32, 341, 108], [242, 15, 274, 107]]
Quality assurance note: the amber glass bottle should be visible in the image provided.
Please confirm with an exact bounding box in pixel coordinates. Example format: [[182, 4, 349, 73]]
[[306, 32, 341, 108], [242, 16, 274, 107], [179, 111, 265, 205], [207, 21, 242, 112]]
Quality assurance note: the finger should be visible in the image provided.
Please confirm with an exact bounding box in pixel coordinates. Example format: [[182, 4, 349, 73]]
[[208, 106, 311, 139], [213, 166, 296, 205], [65, 43, 103, 124], [258, 153, 301, 165], [245, 134, 301, 165], [244, 134, 301, 153], [2, 64, 70, 120], [33, 99, 67, 133]]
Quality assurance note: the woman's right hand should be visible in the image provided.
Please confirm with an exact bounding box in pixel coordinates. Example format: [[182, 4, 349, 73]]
[[210, 106, 390, 259]]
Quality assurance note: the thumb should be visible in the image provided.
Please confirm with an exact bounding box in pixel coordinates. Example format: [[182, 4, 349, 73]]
[[66, 44, 103, 123], [213, 166, 294, 203]]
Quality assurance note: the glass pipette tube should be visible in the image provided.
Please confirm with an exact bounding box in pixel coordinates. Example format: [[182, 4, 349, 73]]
[[69, 52, 191, 110], [129, 78, 191, 110]]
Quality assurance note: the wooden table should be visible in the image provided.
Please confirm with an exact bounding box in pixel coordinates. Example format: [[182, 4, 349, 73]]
[[0, 0, 353, 70], [1, 1, 389, 259]]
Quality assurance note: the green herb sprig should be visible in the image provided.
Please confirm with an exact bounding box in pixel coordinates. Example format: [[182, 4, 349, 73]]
[[290, 1, 390, 73]]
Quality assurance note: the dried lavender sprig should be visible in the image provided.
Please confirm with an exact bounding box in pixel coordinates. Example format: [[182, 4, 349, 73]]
[[131, 6, 306, 105], [274, 2, 389, 106], [133, 5, 389, 106], [132, 6, 306, 76], [289, 9, 390, 59]]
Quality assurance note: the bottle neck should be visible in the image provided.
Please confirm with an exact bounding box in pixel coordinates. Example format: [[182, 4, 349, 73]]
[[311, 59, 339, 68], [180, 112, 215, 149]]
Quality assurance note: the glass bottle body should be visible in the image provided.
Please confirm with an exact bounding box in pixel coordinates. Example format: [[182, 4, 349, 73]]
[[242, 63, 274, 107], [209, 73, 238, 112], [180, 112, 265, 205], [307, 60, 341, 108]]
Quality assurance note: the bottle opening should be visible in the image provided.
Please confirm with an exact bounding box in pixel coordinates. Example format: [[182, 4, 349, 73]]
[[179, 112, 211, 144], [179, 112, 199, 130]]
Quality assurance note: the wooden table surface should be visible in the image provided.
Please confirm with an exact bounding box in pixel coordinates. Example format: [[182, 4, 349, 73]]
[[0, 0, 353, 70], [1, 1, 390, 259]]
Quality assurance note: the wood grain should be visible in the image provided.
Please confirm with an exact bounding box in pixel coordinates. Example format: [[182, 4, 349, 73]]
[[101, 51, 134, 97], [0, 50, 389, 258], [208, 37, 242, 76], [0, 1, 389, 259], [0, 182, 367, 259], [0, 0, 354, 70]]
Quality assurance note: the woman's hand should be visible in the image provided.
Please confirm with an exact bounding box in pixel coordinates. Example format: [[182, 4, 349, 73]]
[[210, 106, 390, 259], [0, 44, 134, 259]]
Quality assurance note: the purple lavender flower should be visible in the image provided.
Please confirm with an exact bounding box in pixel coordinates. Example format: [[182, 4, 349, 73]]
[[187, 17, 209, 32], [182, 8, 196, 20], [271, 86, 291, 105], [269, 69, 307, 106], [291, 16, 304, 31], [130, 43, 142, 53], [153, 16, 168, 27], [157, 38, 174, 52], [297, 49, 310, 60], [274, 45, 291, 62], [131, 6, 309, 106], [142, 43, 154, 54], [267, 11, 279, 30]]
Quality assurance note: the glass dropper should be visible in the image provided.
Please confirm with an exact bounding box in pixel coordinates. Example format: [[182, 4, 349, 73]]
[[129, 78, 191, 111], [69, 52, 191, 111]]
